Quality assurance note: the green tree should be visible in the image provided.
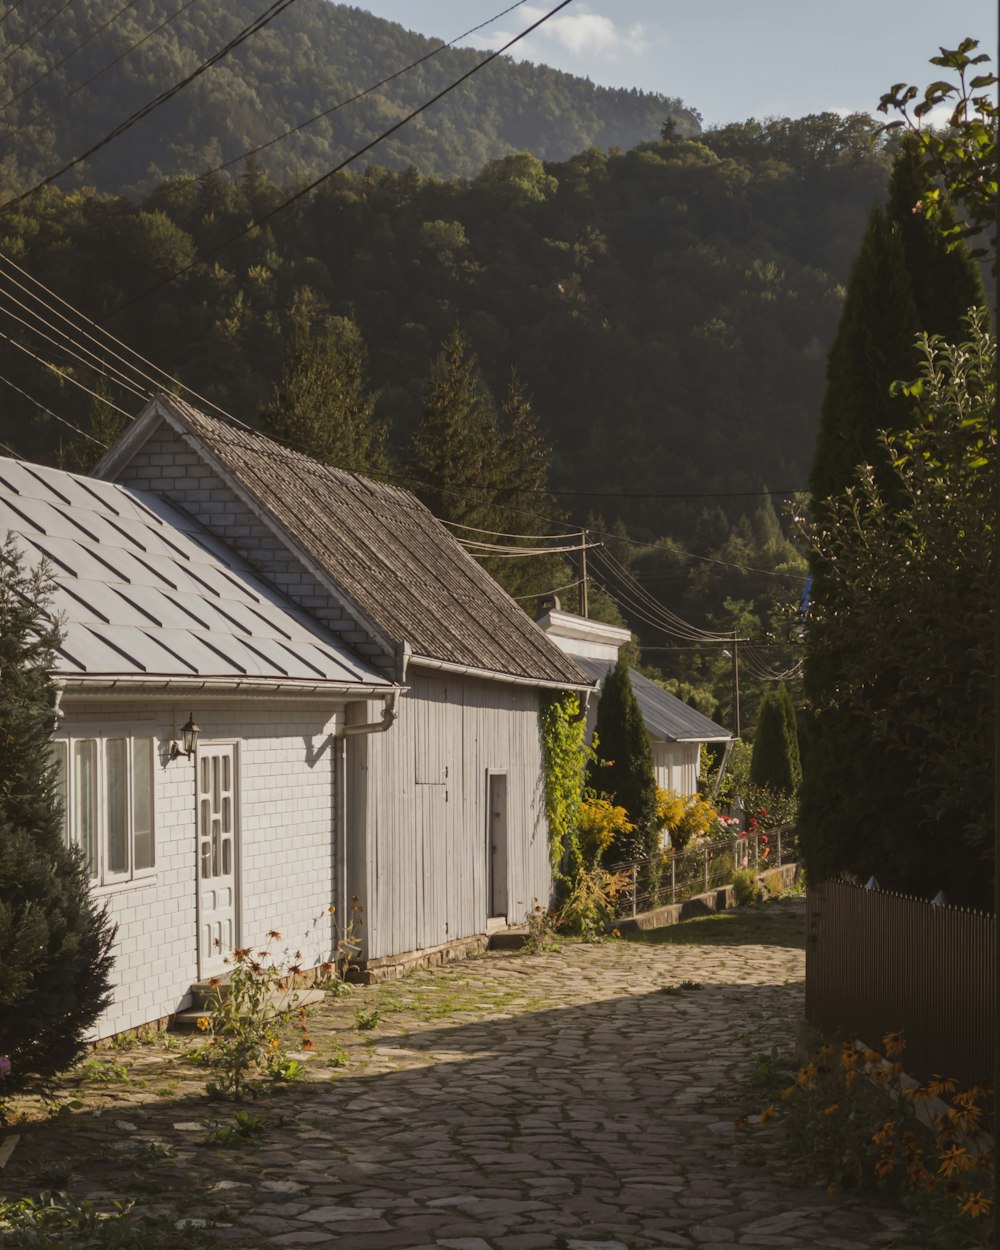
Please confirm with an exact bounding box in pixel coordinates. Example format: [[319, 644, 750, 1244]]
[[749, 684, 801, 794], [587, 656, 657, 861], [261, 295, 389, 475], [798, 315, 995, 907], [809, 139, 985, 503], [406, 325, 501, 531], [0, 538, 115, 1086]]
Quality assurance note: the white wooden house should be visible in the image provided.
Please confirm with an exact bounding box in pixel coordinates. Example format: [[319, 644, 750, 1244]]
[[537, 607, 731, 794], [95, 395, 592, 985], [0, 456, 395, 1037]]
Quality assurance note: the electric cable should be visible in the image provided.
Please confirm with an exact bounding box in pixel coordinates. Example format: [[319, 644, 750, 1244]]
[[439, 517, 575, 542], [589, 546, 732, 642], [0, 0, 76, 70], [592, 544, 730, 640], [211, 0, 531, 178], [0, 366, 111, 446], [0, 1, 27, 31], [0, 0, 202, 141], [514, 577, 584, 601], [0, 0, 142, 115], [2, 0, 299, 209], [101, 0, 577, 316], [0, 326, 135, 422]]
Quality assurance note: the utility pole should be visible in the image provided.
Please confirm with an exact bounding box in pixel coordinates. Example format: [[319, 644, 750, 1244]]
[[580, 528, 589, 618], [732, 636, 741, 739]]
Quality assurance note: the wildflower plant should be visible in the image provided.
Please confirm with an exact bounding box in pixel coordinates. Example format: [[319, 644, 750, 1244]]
[[195, 932, 314, 1100], [751, 1032, 994, 1248]]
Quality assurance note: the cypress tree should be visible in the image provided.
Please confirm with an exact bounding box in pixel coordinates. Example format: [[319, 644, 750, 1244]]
[[587, 656, 657, 861], [0, 538, 115, 1086], [749, 685, 801, 793], [261, 298, 389, 476], [809, 139, 985, 503]]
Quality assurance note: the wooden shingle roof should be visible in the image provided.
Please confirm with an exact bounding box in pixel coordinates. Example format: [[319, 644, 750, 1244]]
[[109, 397, 591, 690]]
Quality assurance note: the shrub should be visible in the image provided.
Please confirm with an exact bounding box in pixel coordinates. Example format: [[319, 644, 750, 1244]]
[[732, 869, 760, 907]]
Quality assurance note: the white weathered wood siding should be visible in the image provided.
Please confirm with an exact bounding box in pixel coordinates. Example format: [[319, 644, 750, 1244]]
[[347, 673, 550, 960], [651, 741, 700, 796], [58, 698, 342, 1038]]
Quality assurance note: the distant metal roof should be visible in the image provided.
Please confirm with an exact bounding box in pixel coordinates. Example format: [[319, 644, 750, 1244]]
[[0, 457, 392, 692], [102, 396, 592, 691], [575, 657, 732, 743]]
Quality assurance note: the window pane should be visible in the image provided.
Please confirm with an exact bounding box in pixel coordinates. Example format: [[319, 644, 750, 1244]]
[[49, 742, 68, 846], [132, 738, 154, 871], [73, 740, 98, 877], [106, 739, 127, 875]]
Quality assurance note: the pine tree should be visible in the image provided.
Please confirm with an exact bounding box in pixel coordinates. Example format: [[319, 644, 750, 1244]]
[[587, 656, 657, 861], [0, 538, 115, 1086], [749, 685, 801, 793], [261, 296, 389, 475], [406, 325, 500, 531]]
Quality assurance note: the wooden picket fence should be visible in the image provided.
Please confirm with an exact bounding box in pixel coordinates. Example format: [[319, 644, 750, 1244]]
[[805, 879, 995, 1090]]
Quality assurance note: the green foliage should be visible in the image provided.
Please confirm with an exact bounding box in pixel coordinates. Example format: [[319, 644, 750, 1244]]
[[261, 295, 388, 474], [539, 692, 592, 884], [0, 538, 116, 1087], [587, 658, 658, 860], [200, 1109, 267, 1148], [0, 1, 696, 199], [751, 1035, 994, 1248], [195, 934, 314, 1100], [731, 869, 760, 907], [809, 139, 984, 504], [0, 1192, 218, 1248], [879, 37, 998, 269], [750, 685, 801, 794], [799, 315, 995, 906]]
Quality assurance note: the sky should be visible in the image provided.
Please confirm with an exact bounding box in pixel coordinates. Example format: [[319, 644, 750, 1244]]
[[354, 1, 998, 128]]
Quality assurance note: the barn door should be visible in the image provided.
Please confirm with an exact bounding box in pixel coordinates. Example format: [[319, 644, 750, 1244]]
[[487, 772, 508, 920], [197, 743, 239, 979]]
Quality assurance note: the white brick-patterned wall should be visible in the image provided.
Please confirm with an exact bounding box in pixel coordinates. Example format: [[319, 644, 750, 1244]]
[[62, 698, 342, 1038], [114, 426, 391, 670]]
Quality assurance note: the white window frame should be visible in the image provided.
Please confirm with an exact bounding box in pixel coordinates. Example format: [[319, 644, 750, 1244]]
[[50, 731, 157, 888]]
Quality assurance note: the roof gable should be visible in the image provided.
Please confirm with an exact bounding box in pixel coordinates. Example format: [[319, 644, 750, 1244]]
[[575, 657, 731, 743], [98, 396, 590, 690]]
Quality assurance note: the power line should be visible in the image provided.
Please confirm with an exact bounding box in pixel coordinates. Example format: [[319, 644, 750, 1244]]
[[103, 0, 577, 316], [0, 1, 27, 31], [0, 325, 135, 423], [0, 0, 142, 115], [0, 0, 76, 70], [513, 577, 584, 602], [2, 0, 298, 209], [211, 0, 530, 178], [0, 0, 202, 142], [0, 366, 110, 447]]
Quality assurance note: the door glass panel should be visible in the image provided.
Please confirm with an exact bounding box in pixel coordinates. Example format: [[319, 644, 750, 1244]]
[[132, 738, 154, 870], [200, 798, 211, 876], [106, 739, 127, 874]]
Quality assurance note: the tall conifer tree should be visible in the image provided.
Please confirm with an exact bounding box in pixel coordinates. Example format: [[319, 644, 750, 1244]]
[[0, 539, 115, 1085], [262, 296, 388, 475]]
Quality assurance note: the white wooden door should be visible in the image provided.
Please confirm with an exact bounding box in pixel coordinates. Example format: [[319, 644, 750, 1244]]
[[197, 743, 238, 979]]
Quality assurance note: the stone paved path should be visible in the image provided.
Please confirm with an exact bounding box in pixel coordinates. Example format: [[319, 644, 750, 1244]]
[[0, 900, 919, 1249]]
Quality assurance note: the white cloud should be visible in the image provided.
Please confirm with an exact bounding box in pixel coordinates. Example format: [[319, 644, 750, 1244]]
[[483, 4, 655, 65]]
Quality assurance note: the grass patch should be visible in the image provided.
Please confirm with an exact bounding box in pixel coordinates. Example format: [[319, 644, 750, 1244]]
[[625, 899, 806, 950]]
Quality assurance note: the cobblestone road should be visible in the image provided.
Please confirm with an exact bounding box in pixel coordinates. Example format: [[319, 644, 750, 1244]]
[[1, 900, 919, 1249]]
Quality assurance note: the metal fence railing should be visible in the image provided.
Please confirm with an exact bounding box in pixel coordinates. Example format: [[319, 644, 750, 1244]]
[[805, 880, 995, 1090], [608, 825, 799, 919]]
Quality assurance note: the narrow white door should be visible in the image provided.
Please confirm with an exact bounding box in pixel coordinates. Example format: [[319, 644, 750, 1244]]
[[197, 743, 238, 979]]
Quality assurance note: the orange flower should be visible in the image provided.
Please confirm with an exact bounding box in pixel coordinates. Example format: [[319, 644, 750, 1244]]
[[960, 1192, 992, 1218], [758, 1105, 776, 1125], [938, 1145, 973, 1178], [302, 1039, 316, 1051], [267, 929, 282, 940], [780, 1085, 796, 1101], [875, 1157, 895, 1177], [196, 1016, 210, 1031]]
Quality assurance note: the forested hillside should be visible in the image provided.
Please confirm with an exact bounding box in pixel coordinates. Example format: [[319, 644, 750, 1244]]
[[0, 115, 896, 725], [0, 0, 697, 199]]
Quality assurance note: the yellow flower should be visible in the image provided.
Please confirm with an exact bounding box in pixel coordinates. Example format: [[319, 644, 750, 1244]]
[[797, 1063, 817, 1087], [196, 1016, 210, 1031], [825, 1183, 842, 1196], [872, 1120, 896, 1146], [960, 1192, 992, 1218], [881, 1030, 905, 1059], [780, 1084, 796, 1101], [938, 1145, 973, 1178], [875, 1158, 895, 1178], [612, 928, 621, 938], [823, 1103, 839, 1116], [928, 1074, 957, 1096], [758, 1105, 776, 1125]]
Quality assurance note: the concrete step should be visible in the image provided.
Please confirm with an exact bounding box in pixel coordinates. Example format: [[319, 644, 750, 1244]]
[[174, 984, 327, 1030]]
